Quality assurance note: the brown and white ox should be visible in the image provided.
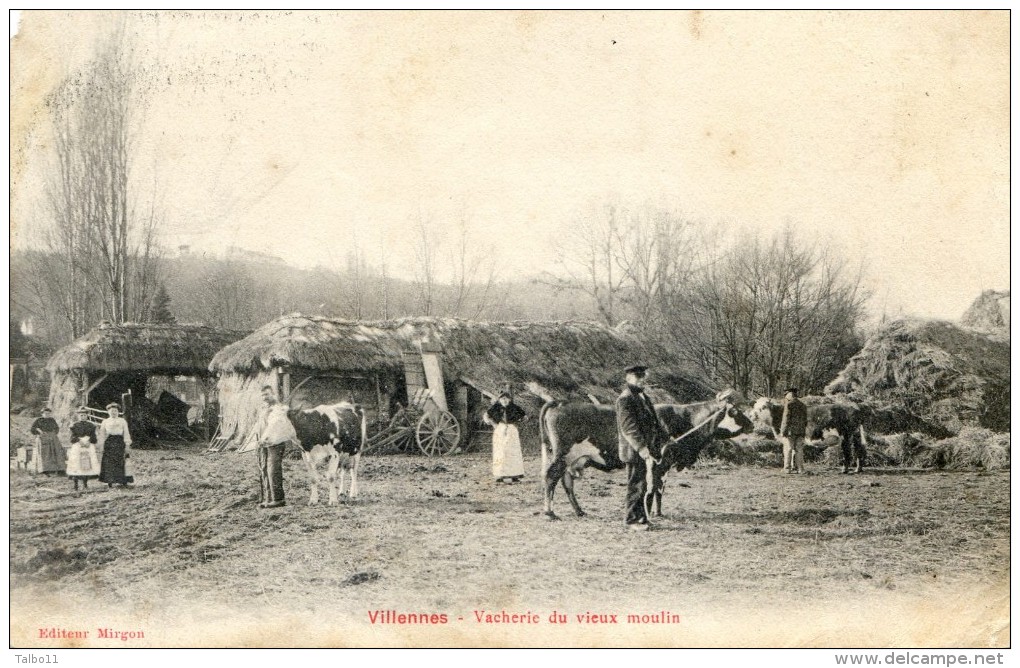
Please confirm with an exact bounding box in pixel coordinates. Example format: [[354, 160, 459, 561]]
[[750, 397, 867, 473], [281, 403, 367, 505], [538, 392, 752, 520]]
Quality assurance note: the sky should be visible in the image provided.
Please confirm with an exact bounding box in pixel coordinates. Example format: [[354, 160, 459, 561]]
[[9, 10, 1011, 321]]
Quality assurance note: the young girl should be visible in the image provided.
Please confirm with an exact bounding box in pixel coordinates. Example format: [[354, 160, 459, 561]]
[[67, 407, 100, 491]]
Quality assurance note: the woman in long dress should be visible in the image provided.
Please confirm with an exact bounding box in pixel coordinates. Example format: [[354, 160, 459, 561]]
[[98, 403, 134, 487], [67, 407, 100, 491], [484, 388, 526, 483], [30, 407, 65, 475]]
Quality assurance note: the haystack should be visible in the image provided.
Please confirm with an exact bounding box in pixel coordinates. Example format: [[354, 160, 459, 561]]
[[46, 322, 249, 439], [960, 290, 1010, 336], [209, 314, 715, 447], [825, 318, 1009, 434]]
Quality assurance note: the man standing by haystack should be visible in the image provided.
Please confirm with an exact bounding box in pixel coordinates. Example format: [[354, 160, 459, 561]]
[[256, 385, 291, 508], [616, 365, 666, 531], [779, 387, 808, 474]]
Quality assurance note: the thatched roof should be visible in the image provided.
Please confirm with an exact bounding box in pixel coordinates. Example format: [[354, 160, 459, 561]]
[[47, 322, 250, 375], [825, 318, 1010, 433], [210, 314, 714, 402]]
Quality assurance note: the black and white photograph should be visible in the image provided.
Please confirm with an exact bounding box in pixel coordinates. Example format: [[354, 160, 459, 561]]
[[8, 10, 1010, 653]]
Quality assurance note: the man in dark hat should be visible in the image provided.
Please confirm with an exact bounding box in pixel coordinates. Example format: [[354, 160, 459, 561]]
[[256, 385, 289, 508], [779, 387, 808, 474], [616, 365, 667, 530]]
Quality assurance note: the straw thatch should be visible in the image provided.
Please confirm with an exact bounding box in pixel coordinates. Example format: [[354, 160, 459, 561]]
[[211, 314, 716, 447], [210, 314, 713, 401], [826, 318, 1010, 434], [47, 322, 250, 375], [45, 323, 249, 437], [960, 290, 1010, 336]]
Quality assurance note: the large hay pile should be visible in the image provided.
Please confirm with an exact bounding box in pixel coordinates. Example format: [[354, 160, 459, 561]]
[[960, 289, 1010, 335], [825, 318, 1009, 434], [867, 428, 1010, 471]]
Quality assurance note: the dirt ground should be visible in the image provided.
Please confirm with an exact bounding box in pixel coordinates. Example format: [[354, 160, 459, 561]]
[[9, 443, 1009, 648]]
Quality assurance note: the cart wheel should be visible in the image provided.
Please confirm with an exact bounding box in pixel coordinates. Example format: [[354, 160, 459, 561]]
[[390, 410, 417, 452], [417, 411, 461, 457]]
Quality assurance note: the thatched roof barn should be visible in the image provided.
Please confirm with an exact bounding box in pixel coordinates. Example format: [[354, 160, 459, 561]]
[[46, 322, 249, 437], [209, 314, 715, 449], [825, 318, 1010, 434]]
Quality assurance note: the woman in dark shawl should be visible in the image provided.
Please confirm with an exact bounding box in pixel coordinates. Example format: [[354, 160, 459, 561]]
[[30, 407, 64, 475], [483, 387, 526, 483]]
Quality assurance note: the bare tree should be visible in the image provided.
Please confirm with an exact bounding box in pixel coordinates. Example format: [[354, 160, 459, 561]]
[[341, 234, 368, 319], [685, 227, 869, 397], [446, 217, 500, 319], [39, 23, 163, 337], [201, 260, 257, 329], [411, 214, 437, 316], [378, 234, 391, 319], [127, 198, 166, 322], [614, 206, 709, 338]]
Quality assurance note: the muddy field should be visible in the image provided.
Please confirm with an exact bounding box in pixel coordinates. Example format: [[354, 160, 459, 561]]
[[9, 443, 1009, 648]]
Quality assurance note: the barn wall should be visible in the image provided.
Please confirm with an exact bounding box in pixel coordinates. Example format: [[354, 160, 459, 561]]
[[48, 369, 85, 434], [288, 372, 386, 428], [216, 371, 278, 446]]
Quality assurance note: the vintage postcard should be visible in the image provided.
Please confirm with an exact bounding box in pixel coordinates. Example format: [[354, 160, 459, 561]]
[[8, 10, 1010, 653]]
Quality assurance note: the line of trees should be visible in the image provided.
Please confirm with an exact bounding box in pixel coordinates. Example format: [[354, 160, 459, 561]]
[[549, 206, 870, 397]]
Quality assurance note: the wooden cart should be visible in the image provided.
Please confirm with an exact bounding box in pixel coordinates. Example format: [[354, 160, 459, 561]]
[[363, 347, 462, 456]]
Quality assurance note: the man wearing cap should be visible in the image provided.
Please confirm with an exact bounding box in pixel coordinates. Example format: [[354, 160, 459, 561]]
[[256, 385, 290, 508], [779, 387, 808, 474], [616, 365, 667, 530]]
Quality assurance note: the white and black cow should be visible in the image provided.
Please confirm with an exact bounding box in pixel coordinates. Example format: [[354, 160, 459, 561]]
[[651, 398, 753, 516], [539, 393, 751, 520], [283, 403, 367, 506]]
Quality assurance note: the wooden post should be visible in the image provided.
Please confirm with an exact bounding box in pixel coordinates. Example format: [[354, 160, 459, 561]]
[[279, 366, 291, 402], [200, 385, 209, 442]]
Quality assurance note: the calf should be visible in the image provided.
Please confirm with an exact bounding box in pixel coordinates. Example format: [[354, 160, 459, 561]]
[[286, 403, 367, 505]]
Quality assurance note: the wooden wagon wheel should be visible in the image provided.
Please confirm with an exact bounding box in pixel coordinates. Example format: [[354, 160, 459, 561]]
[[390, 409, 417, 452], [416, 410, 461, 457]]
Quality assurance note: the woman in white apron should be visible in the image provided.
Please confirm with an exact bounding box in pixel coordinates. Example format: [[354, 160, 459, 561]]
[[67, 407, 100, 491], [484, 388, 526, 483]]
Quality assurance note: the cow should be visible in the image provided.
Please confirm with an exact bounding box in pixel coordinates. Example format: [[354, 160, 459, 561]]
[[539, 402, 620, 520], [649, 398, 754, 516], [751, 396, 866, 473], [282, 403, 367, 505], [538, 392, 752, 520]]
